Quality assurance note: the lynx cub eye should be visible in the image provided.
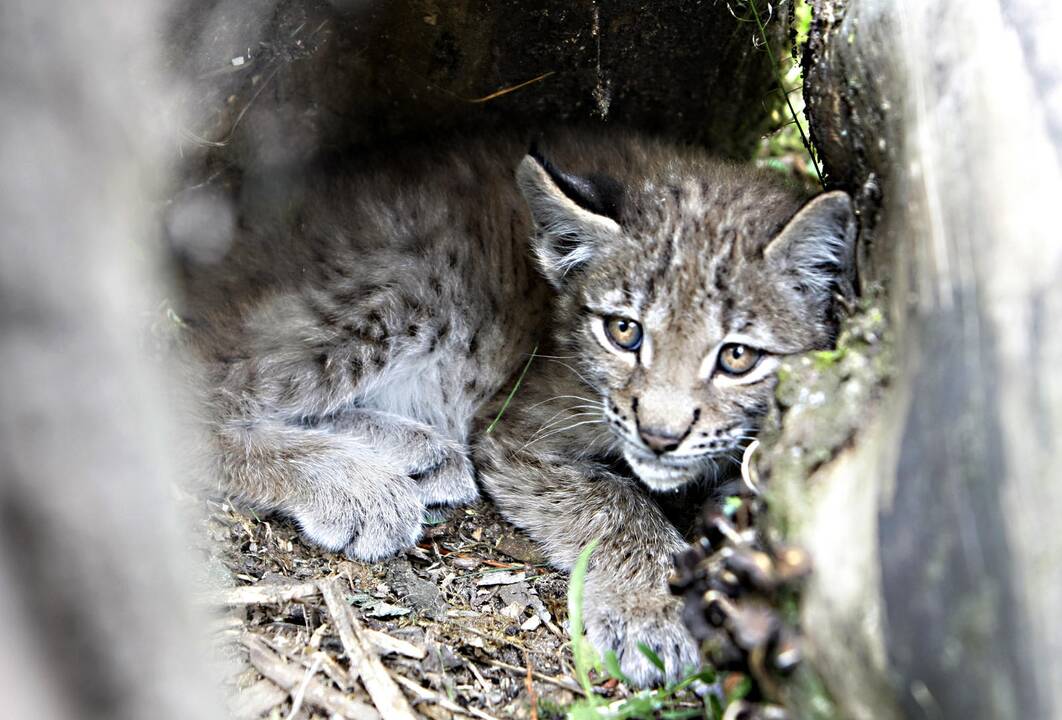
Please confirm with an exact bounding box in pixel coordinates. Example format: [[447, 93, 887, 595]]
[[717, 343, 762, 376], [605, 317, 643, 351]]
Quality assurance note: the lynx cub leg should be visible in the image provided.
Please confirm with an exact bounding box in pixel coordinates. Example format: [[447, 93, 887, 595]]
[[321, 408, 479, 507], [215, 409, 476, 562], [478, 450, 698, 686]]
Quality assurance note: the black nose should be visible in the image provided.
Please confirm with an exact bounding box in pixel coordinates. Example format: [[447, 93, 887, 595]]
[[639, 428, 682, 455]]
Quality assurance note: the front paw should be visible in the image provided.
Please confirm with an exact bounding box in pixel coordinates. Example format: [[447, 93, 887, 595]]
[[409, 447, 479, 507], [290, 475, 425, 563], [584, 582, 701, 687]]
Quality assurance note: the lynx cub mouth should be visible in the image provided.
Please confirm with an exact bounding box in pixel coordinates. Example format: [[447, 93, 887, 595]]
[[183, 130, 856, 686]]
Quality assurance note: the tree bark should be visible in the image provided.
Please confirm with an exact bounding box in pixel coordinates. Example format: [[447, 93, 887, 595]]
[[772, 1, 1062, 718], [168, 0, 786, 181]]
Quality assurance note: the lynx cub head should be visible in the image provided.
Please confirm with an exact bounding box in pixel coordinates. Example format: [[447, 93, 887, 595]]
[[517, 143, 856, 491]]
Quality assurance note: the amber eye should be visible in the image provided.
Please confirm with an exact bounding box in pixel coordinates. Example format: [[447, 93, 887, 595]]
[[717, 343, 763, 376], [605, 317, 643, 351]]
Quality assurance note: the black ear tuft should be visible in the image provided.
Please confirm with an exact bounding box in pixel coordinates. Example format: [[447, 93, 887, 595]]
[[528, 142, 624, 222]]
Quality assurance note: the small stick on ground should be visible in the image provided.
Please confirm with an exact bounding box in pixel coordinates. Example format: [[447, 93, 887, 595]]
[[391, 673, 502, 720], [242, 634, 380, 720], [481, 658, 588, 694], [524, 650, 539, 720], [284, 654, 324, 720], [362, 628, 427, 660], [319, 577, 418, 720], [200, 582, 320, 606]]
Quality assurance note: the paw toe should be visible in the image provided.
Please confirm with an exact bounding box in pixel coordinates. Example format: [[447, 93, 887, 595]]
[[586, 602, 700, 687]]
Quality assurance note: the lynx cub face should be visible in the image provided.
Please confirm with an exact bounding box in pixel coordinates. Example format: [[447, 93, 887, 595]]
[[517, 150, 855, 491]]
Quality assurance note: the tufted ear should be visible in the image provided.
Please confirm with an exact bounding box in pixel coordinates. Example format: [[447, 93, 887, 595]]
[[516, 145, 624, 288], [764, 191, 857, 299]]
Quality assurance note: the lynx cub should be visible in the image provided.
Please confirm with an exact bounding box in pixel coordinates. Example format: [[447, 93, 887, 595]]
[[183, 131, 856, 685]]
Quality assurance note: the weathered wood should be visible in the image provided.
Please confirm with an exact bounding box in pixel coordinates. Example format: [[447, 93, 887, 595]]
[[168, 0, 786, 181], [774, 1, 1062, 718]]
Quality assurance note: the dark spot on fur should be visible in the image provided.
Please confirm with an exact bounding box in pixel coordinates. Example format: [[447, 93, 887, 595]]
[[721, 296, 735, 329], [306, 297, 339, 328], [334, 285, 375, 308]]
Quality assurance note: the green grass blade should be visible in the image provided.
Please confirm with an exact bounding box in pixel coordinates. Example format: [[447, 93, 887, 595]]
[[637, 642, 667, 674], [485, 344, 538, 433], [604, 650, 633, 687], [568, 538, 601, 699], [746, 0, 824, 186]]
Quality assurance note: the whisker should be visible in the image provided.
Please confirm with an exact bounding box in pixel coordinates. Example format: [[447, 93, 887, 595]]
[[527, 411, 601, 442], [573, 428, 615, 460], [524, 394, 599, 411], [520, 419, 606, 451], [527, 404, 601, 433], [541, 358, 596, 387]]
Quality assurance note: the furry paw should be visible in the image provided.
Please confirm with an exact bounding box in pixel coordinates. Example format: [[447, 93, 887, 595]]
[[290, 473, 425, 563], [583, 579, 701, 687], [410, 447, 479, 507]]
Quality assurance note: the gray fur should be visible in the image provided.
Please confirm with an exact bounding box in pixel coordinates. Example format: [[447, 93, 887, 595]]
[[182, 131, 855, 685]]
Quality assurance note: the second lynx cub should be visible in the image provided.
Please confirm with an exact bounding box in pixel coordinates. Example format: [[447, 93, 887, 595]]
[[183, 131, 856, 685]]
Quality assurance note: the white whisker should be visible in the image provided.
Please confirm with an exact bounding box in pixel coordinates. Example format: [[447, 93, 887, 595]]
[[542, 358, 596, 388], [520, 419, 606, 452], [525, 394, 599, 411], [527, 411, 601, 442]]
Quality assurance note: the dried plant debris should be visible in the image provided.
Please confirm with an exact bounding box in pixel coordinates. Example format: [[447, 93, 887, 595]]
[[671, 493, 809, 720], [193, 497, 590, 719]]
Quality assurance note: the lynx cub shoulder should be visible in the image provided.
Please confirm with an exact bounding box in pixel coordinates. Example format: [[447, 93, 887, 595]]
[[182, 131, 856, 686]]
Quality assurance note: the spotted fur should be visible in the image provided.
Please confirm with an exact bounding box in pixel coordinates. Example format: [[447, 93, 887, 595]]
[[181, 131, 856, 686]]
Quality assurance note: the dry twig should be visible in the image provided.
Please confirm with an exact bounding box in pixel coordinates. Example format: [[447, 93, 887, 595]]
[[319, 577, 418, 720], [391, 673, 501, 720], [525, 651, 539, 720], [481, 658, 587, 694], [362, 628, 427, 660], [200, 582, 320, 606], [241, 634, 380, 720]]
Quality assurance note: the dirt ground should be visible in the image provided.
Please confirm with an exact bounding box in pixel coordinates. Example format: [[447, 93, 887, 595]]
[[193, 495, 617, 720]]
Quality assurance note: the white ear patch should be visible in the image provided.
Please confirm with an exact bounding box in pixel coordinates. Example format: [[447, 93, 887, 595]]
[[764, 190, 857, 296], [517, 156, 621, 287], [518, 158, 622, 234]]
